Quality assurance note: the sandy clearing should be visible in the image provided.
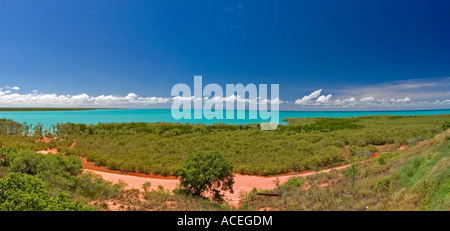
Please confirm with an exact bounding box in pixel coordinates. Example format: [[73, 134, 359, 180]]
[[398, 145, 408, 151], [79, 148, 389, 206], [80, 157, 176, 179], [37, 148, 58, 154], [83, 169, 179, 192], [82, 160, 357, 206], [38, 140, 406, 206]]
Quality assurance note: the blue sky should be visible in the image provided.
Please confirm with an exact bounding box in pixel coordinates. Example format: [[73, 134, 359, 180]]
[[0, 0, 449, 110]]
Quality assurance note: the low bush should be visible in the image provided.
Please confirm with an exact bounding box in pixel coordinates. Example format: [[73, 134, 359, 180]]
[[374, 177, 391, 192], [282, 177, 305, 188]]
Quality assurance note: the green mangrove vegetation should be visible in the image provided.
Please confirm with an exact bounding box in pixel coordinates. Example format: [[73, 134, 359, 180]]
[[1, 114, 450, 176], [0, 114, 449, 211], [241, 130, 450, 211], [58, 114, 450, 175], [0, 147, 124, 211]]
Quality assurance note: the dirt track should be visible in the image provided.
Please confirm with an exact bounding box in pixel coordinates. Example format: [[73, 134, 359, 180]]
[[82, 159, 361, 206], [37, 140, 407, 206]]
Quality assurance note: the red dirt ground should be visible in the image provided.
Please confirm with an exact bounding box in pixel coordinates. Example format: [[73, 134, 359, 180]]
[[36, 140, 407, 206], [36, 148, 58, 154]]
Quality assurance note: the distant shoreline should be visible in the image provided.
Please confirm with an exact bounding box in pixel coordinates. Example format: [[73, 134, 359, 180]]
[[0, 107, 449, 112]]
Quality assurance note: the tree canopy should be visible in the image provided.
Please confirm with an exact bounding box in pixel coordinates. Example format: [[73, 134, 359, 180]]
[[175, 151, 234, 201]]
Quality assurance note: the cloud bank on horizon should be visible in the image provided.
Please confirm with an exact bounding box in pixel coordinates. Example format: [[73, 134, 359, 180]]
[[1, 77, 449, 110]]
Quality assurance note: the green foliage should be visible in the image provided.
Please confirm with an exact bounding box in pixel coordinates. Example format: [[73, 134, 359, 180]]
[[5, 150, 84, 194], [374, 177, 391, 192], [0, 148, 125, 209], [0, 172, 87, 211], [75, 173, 124, 200], [443, 121, 450, 130], [1, 114, 449, 211], [0, 146, 20, 166], [378, 155, 386, 165], [34, 122, 44, 137], [143, 182, 152, 192], [388, 116, 408, 120], [282, 177, 305, 188], [365, 145, 378, 153], [390, 137, 450, 210], [37, 114, 449, 176], [175, 151, 234, 201], [282, 117, 364, 132], [241, 130, 450, 211], [349, 145, 373, 158], [344, 163, 360, 186], [0, 119, 26, 135]]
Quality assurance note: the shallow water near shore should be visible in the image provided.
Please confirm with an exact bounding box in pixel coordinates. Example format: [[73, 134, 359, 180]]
[[0, 108, 449, 127]]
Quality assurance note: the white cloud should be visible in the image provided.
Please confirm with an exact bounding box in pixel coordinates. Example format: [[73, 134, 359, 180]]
[[316, 94, 332, 103], [326, 96, 415, 108], [390, 97, 411, 103], [125, 93, 138, 99], [335, 97, 357, 107], [295, 89, 323, 105], [285, 77, 450, 110], [4, 86, 20, 90], [0, 90, 171, 108], [295, 90, 334, 105], [0, 81, 447, 110], [336, 77, 450, 101], [291, 89, 423, 109], [360, 97, 375, 102], [172, 95, 196, 102]]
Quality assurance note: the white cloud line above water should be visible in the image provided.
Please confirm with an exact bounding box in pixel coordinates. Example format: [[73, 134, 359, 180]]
[[1, 78, 450, 109], [335, 77, 450, 100], [290, 77, 450, 109], [293, 88, 416, 107], [291, 89, 447, 109], [0, 91, 171, 108]]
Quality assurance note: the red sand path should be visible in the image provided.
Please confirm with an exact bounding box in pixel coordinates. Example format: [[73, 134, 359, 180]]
[[36, 141, 407, 206], [83, 169, 179, 192], [37, 148, 58, 154], [82, 159, 364, 206], [81, 157, 372, 206]]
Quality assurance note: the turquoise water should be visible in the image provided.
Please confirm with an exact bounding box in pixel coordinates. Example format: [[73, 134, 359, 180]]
[[0, 109, 449, 127]]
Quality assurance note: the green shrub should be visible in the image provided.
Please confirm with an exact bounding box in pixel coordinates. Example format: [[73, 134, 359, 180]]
[[374, 177, 391, 192], [0, 172, 87, 211], [175, 151, 234, 201], [365, 145, 378, 153], [143, 182, 152, 192], [378, 155, 386, 165], [344, 163, 360, 186], [75, 173, 124, 200], [1, 148, 124, 205], [282, 177, 305, 188], [443, 121, 450, 130]]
